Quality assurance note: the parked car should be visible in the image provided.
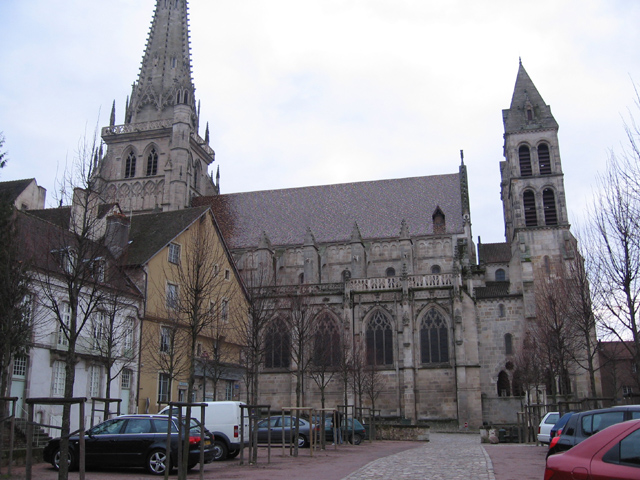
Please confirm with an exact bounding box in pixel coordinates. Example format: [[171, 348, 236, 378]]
[[538, 412, 560, 444], [256, 416, 316, 448], [43, 414, 215, 475], [547, 405, 640, 457], [549, 412, 574, 442], [158, 401, 249, 461], [544, 419, 640, 480], [324, 417, 367, 445]]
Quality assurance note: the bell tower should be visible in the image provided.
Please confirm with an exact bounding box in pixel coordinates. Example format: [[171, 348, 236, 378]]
[[96, 0, 218, 213]]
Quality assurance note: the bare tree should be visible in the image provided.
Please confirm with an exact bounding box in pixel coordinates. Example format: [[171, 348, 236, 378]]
[[309, 313, 341, 412], [363, 363, 384, 421], [531, 262, 580, 402], [512, 332, 546, 405], [33, 133, 129, 480], [584, 96, 640, 388], [350, 339, 367, 412]]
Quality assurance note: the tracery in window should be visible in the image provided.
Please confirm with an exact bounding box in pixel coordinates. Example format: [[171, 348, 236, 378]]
[[125, 151, 136, 178], [366, 310, 393, 366], [523, 190, 537, 226], [519, 145, 532, 177], [420, 309, 449, 364], [146, 148, 158, 176], [538, 144, 551, 175], [313, 314, 341, 367], [543, 188, 558, 226], [264, 317, 290, 368]]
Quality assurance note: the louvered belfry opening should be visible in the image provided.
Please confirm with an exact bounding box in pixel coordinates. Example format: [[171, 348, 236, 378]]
[[523, 190, 537, 226]]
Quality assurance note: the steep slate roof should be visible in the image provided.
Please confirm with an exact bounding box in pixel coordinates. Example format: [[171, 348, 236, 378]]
[[194, 173, 464, 250], [474, 282, 513, 299], [502, 62, 558, 134], [124, 206, 210, 266], [27, 206, 72, 230], [0, 178, 33, 202], [478, 242, 511, 264]]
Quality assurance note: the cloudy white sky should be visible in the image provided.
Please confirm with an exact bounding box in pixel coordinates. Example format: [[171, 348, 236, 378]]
[[1, 0, 639, 244]]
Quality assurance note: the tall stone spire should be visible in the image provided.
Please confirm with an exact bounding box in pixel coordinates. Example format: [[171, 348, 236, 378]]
[[126, 0, 196, 125]]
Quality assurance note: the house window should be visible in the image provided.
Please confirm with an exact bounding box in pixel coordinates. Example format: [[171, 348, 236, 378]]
[[158, 373, 170, 403], [385, 267, 395, 277], [89, 365, 101, 398], [12, 356, 27, 377], [124, 151, 136, 178], [146, 148, 158, 176], [505, 333, 513, 355], [495, 268, 506, 282], [622, 385, 634, 397], [196, 342, 203, 357], [313, 314, 341, 367], [58, 302, 70, 346], [92, 311, 106, 350], [523, 190, 537, 226], [519, 145, 532, 177], [52, 361, 66, 397], [264, 318, 290, 368], [543, 188, 558, 226], [366, 310, 393, 366], [160, 326, 172, 353], [121, 369, 132, 390], [538, 144, 551, 175], [225, 381, 234, 401], [420, 309, 449, 364], [92, 258, 105, 282], [123, 317, 134, 357], [224, 269, 230, 281], [221, 299, 229, 323], [166, 283, 179, 310], [168, 243, 181, 264]]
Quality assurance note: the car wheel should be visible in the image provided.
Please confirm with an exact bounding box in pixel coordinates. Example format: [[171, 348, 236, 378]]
[[227, 449, 240, 459], [297, 434, 308, 448], [350, 433, 363, 445], [213, 440, 228, 461], [53, 448, 74, 471], [146, 448, 168, 475]]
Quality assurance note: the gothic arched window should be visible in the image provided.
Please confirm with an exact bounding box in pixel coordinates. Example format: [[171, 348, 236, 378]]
[[313, 314, 340, 367], [264, 318, 290, 369], [431, 265, 441, 274], [519, 145, 532, 177], [125, 151, 136, 178], [146, 148, 158, 176], [505, 333, 513, 355], [538, 143, 551, 175], [495, 268, 506, 282], [420, 308, 449, 364], [385, 267, 395, 277], [523, 190, 537, 226], [543, 188, 558, 226], [366, 310, 393, 366]]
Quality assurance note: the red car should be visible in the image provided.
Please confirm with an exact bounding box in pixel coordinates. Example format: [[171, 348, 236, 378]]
[[544, 419, 640, 480]]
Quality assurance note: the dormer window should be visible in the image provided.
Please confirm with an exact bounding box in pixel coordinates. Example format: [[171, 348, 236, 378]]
[[432, 207, 446, 234], [168, 243, 181, 264]]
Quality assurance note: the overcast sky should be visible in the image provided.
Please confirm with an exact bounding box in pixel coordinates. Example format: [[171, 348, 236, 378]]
[[1, 0, 639, 244]]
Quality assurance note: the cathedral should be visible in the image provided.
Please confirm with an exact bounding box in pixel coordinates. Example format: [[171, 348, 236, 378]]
[[91, 0, 597, 427]]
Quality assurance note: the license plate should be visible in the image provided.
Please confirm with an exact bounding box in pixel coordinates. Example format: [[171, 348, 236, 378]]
[[205, 440, 211, 445]]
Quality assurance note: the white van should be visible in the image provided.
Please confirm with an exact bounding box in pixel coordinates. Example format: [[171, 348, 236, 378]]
[[159, 401, 249, 461]]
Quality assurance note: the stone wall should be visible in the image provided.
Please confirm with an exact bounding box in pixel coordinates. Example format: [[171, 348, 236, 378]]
[[374, 424, 430, 441]]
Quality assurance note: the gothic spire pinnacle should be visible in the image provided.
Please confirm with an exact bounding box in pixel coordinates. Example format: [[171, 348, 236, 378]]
[[110, 100, 116, 127], [350, 222, 363, 244], [503, 61, 558, 134], [126, 0, 196, 124]]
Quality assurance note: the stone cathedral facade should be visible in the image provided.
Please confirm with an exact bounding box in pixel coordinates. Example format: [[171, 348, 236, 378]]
[[94, 0, 597, 427]]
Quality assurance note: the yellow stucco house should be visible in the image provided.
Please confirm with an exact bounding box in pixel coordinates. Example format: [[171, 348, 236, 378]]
[[122, 206, 249, 413]]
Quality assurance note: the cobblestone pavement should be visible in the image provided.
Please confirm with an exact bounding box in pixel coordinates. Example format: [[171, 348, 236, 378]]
[[343, 433, 495, 480]]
